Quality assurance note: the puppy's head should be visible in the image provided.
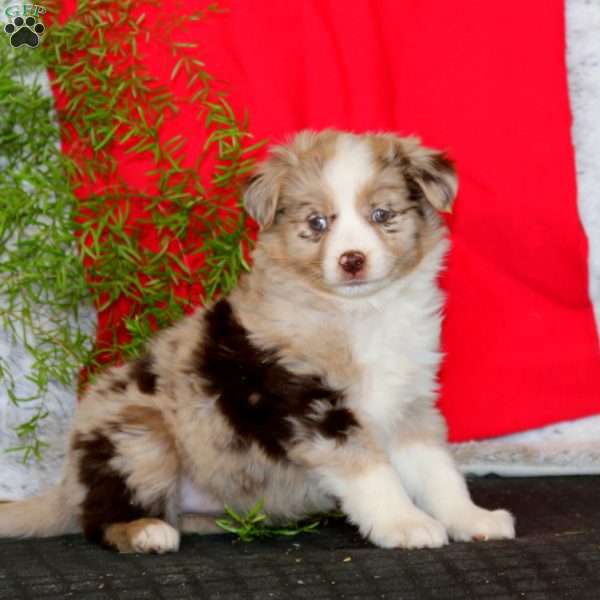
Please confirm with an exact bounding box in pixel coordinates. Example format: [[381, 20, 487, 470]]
[[244, 130, 457, 297]]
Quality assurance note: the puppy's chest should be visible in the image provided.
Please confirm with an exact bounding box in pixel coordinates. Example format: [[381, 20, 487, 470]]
[[342, 298, 441, 426]]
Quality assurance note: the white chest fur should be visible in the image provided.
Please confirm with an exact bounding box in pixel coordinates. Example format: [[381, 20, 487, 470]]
[[343, 243, 447, 433]]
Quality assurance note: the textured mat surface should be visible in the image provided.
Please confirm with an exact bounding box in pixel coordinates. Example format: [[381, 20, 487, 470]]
[[0, 477, 599, 600]]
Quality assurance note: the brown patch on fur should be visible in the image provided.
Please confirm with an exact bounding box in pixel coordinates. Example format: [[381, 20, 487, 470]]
[[318, 408, 359, 441], [130, 354, 157, 395], [196, 299, 350, 460], [72, 431, 153, 544]]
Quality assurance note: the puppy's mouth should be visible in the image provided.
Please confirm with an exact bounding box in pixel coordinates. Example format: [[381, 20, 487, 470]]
[[339, 279, 372, 287], [332, 276, 387, 296]]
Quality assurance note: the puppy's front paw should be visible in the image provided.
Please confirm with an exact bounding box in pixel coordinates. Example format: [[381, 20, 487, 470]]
[[370, 514, 448, 549], [446, 507, 515, 543]]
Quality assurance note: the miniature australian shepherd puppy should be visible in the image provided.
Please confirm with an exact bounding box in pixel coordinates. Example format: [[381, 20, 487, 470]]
[[0, 130, 515, 553]]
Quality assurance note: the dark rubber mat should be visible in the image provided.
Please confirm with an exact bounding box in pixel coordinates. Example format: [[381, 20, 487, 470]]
[[1, 476, 599, 599]]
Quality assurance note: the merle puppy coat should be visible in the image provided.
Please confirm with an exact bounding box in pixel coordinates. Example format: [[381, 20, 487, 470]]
[[0, 130, 515, 553]]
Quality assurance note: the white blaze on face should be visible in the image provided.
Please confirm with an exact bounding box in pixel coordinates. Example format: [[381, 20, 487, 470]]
[[321, 135, 392, 295]]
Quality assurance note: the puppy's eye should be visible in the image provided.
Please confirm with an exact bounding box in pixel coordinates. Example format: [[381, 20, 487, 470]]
[[307, 214, 328, 232], [371, 208, 393, 224]]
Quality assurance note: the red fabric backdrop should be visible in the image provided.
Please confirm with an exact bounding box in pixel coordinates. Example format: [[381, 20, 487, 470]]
[[55, 0, 600, 441]]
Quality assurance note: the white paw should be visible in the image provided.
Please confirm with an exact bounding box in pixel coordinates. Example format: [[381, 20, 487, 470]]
[[446, 506, 515, 542], [130, 520, 180, 554], [369, 514, 448, 549]]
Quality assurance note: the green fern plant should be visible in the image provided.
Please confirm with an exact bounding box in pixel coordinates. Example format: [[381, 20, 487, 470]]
[[0, 32, 93, 461], [0, 0, 266, 460]]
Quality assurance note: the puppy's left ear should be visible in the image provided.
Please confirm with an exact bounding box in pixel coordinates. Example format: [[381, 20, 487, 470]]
[[393, 137, 458, 213]]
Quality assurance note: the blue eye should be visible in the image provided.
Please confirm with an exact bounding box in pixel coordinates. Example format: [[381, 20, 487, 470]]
[[308, 214, 328, 232], [371, 208, 393, 224]]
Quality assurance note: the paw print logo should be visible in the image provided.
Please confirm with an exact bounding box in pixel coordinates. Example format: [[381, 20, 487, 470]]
[[4, 15, 45, 48]]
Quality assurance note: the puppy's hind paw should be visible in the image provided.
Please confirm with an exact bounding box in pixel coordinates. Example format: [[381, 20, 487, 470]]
[[130, 519, 180, 554], [105, 518, 180, 554], [447, 507, 515, 543]]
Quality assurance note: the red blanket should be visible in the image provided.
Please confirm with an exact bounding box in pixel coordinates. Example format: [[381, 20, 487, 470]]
[[55, 0, 600, 441]]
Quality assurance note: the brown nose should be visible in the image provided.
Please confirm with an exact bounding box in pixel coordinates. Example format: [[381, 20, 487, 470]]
[[339, 251, 366, 274]]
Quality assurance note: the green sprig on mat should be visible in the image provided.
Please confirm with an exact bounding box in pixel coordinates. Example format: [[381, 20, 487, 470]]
[[216, 501, 323, 543], [0, 0, 266, 460]]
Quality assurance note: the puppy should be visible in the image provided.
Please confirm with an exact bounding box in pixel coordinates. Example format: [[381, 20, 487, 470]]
[[0, 130, 515, 553]]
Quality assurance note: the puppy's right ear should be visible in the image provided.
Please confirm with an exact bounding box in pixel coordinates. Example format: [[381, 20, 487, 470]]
[[243, 136, 306, 228], [242, 169, 281, 230]]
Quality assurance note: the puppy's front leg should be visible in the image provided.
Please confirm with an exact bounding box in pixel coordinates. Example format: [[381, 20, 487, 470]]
[[317, 460, 448, 549], [389, 441, 515, 542]]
